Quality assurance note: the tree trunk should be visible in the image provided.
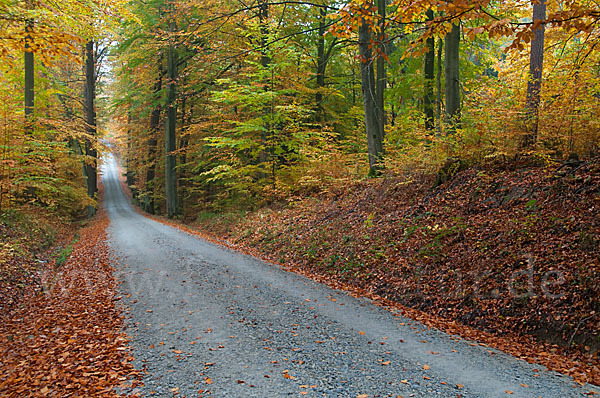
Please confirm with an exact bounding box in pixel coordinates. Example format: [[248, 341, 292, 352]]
[[259, 0, 270, 71], [84, 40, 97, 217], [24, 19, 34, 135], [522, 0, 546, 150], [145, 63, 162, 215], [165, 20, 178, 218], [178, 96, 189, 215], [376, 0, 386, 141], [258, 0, 271, 165], [316, 7, 326, 121], [359, 4, 383, 174], [444, 21, 461, 132], [424, 9, 435, 130], [436, 38, 443, 131]]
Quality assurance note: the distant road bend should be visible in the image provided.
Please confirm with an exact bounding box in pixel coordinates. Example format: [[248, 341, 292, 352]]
[[102, 153, 594, 397]]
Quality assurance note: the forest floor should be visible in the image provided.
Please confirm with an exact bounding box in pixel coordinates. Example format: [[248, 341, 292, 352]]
[[182, 157, 600, 386], [0, 191, 140, 397]]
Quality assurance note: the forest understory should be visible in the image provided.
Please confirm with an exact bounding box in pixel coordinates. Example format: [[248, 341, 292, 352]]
[[154, 156, 600, 386]]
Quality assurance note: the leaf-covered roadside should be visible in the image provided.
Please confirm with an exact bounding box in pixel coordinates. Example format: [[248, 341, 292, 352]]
[[0, 209, 74, 314], [0, 193, 140, 397], [193, 158, 600, 386]]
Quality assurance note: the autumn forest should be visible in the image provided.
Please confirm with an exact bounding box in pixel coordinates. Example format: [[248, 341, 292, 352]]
[[1, 0, 600, 396]]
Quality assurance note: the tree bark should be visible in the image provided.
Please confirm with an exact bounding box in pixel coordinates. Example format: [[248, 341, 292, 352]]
[[359, 4, 383, 174], [165, 18, 178, 218], [84, 40, 97, 217], [436, 37, 443, 131], [145, 62, 162, 215], [258, 0, 270, 165], [24, 19, 34, 135], [522, 0, 546, 150], [316, 7, 326, 121], [424, 9, 435, 130], [259, 0, 270, 71], [444, 21, 461, 132], [178, 95, 189, 215], [376, 0, 386, 142]]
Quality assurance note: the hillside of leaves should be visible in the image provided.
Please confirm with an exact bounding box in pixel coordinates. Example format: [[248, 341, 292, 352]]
[[0, 208, 77, 313], [193, 157, 600, 384], [0, 197, 140, 396]]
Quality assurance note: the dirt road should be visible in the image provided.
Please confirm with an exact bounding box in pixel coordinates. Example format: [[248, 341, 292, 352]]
[[103, 153, 593, 397]]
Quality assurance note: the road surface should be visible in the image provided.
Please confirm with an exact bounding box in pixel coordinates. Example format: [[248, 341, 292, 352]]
[[102, 153, 594, 397]]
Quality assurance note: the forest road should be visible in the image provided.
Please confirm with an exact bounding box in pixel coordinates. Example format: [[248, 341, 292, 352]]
[[102, 153, 595, 397]]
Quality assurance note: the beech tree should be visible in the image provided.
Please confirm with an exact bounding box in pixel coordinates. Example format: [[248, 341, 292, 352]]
[[423, 9, 435, 130], [24, 18, 34, 134], [358, 0, 384, 174], [165, 6, 178, 218], [144, 60, 163, 215], [444, 20, 460, 131], [84, 40, 98, 216], [522, 0, 547, 150]]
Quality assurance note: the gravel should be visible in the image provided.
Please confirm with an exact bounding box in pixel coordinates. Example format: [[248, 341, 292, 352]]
[[102, 154, 597, 397]]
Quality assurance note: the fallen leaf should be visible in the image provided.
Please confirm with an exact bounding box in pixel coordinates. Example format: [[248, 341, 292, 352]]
[[282, 370, 295, 380], [358, 331, 365, 336], [423, 364, 430, 370]]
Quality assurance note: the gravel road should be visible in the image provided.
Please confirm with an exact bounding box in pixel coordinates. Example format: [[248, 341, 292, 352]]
[[102, 153, 596, 397]]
